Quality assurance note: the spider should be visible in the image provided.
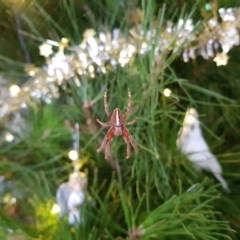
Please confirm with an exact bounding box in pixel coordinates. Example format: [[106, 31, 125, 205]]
[[96, 89, 139, 160]]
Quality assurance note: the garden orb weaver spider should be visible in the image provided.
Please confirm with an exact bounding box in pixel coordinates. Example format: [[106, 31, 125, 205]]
[[96, 89, 139, 160]]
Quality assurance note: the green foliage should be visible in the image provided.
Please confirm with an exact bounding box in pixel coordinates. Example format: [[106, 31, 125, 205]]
[[1, 0, 240, 239]]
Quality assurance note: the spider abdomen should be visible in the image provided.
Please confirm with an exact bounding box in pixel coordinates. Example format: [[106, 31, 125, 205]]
[[113, 126, 123, 136]]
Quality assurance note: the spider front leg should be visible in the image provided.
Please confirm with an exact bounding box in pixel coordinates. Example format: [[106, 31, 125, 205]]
[[123, 126, 139, 159], [123, 89, 132, 120], [104, 90, 111, 119], [97, 127, 114, 160]]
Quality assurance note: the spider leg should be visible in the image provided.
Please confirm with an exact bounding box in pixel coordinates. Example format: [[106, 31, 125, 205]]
[[96, 119, 112, 127], [104, 89, 111, 119], [104, 140, 112, 160], [123, 127, 139, 158], [125, 118, 138, 126], [123, 89, 132, 120], [97, 127, 114, 160]]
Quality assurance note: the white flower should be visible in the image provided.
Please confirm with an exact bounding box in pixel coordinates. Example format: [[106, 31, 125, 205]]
[[213, 52, 229, 66], [39, 42, 53, 57]]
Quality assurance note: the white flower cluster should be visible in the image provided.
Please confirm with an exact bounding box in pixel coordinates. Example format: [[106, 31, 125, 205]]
[[1, 7, 240, 120]]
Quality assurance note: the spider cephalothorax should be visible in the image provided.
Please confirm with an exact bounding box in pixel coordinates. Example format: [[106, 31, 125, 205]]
[[96, 89, 138, 160]]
